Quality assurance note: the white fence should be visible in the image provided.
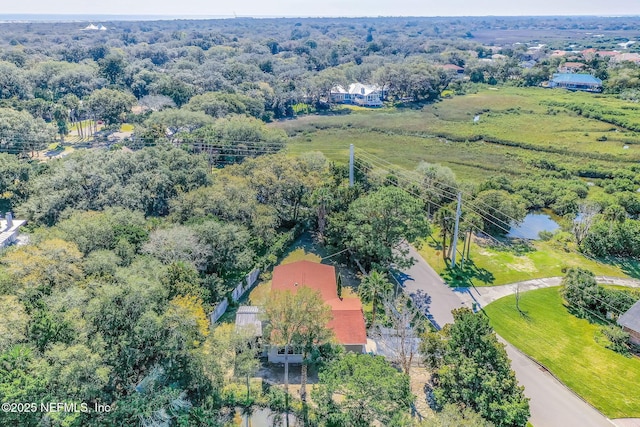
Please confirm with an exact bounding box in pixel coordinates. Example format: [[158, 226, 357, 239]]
[[209, 299, 229, 323], [209, 268, 261, 324]]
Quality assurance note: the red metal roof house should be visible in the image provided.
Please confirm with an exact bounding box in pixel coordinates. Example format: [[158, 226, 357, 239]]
[[268, 260, 367, 362]]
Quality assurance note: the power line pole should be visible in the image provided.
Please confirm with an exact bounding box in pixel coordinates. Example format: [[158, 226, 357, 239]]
[[451, 192, 462, 268], [349, 144, 354, 187]]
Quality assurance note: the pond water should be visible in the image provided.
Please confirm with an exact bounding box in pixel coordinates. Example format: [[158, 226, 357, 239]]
[[507, 211, 560, 240], [233, 407, 298, 427]]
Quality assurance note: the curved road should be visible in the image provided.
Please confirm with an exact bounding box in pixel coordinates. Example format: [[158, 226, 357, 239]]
[[397, 245, 640, 427]]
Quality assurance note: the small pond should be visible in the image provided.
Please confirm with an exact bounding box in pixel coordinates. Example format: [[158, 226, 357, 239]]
[[233, 407, 298, 427], [507, 211, 560, 240]]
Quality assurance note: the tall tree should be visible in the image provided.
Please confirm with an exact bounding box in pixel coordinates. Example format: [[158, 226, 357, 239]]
[[340, 186, 430, 270], [313, 353, 414, 427], [423, 308, 529, 427], [85, 88, 136, 125], [265, 286, 331, 425], [375, 292, 421, 374], [295, 296, 333, 403]]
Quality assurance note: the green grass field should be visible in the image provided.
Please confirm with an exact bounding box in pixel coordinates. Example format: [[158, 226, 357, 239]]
[[417, 233, 638, 286], [484, 287, 640, 418], [276, 86, 640, 181]]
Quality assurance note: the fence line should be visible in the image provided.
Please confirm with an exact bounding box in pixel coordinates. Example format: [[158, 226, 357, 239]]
[[209, 267, 261, 324]]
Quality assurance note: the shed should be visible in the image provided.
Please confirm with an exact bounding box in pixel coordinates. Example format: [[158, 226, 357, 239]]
[[617, 300, 640, 345], [235, 306, 263, 338]]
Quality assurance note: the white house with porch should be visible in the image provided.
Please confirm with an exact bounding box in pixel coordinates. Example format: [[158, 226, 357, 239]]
[[330, 83, 385, 107]]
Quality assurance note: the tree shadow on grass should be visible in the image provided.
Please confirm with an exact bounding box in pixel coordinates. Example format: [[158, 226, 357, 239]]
[[597, 256, 640, 280], [486, 237, 536, 256], [442, 259, 495, 288]]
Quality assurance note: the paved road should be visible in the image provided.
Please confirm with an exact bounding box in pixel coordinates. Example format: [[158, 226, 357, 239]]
[[396, 245, 614, 427], [394, 245, 468, 328]]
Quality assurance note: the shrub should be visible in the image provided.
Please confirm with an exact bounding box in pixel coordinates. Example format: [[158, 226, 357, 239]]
[[601, 325, 630, 355]]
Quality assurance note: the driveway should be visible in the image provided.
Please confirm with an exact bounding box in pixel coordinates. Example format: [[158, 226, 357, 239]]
[[395, 245, 617, 427]]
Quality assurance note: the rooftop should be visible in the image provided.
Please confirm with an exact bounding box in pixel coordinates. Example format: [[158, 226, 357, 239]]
[[331, 83, 382, 96], [235, 306, 263, 337], [271, 261, 367, 346], [551, 73, 602, 85], [442, 64, 464, 71], [618, 300, 640, 333], [0, 215, 26, 249], [561, 62, 585, 68]]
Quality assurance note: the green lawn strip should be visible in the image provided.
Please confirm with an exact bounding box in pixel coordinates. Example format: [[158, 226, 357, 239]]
[[417, 234, 633, 286], [484, 287, 640, 418]]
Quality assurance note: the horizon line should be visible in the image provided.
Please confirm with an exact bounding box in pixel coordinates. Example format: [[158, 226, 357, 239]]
[[1, 13, 640, 21]]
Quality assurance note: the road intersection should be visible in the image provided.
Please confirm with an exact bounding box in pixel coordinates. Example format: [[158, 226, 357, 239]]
[[397, 244, 627, 427]]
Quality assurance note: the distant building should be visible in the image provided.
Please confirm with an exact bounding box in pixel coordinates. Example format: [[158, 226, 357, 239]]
[[0, 213, 26, 249], [442, 64, 465, 74], [596, 51, 620, 58], [519, 60, 537, 69], [617, 300, 640, 346], [330, 83, 385, 107], [558, 62, 586, 73], [549, 73, 602, 93], [82, 24, 107, 31], [266, 260, 367, 363], [610, 53, 640, 64]]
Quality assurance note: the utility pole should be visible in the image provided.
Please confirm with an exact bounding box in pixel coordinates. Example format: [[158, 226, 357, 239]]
[[349, 144, 354, 187], [451, 192, 462, 268]]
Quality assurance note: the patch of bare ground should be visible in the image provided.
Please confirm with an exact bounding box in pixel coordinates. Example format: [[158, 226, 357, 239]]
[[410, 366, 434, 420]]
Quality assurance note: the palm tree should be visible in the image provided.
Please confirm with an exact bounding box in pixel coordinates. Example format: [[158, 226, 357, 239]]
[[358, 270, 393, 327]]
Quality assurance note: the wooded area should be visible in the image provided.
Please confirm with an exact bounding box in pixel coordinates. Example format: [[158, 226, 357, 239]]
[[1, 14, 639, 427]]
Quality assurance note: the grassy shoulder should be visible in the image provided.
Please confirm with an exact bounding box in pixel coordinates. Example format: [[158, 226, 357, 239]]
[[484, 287, 640, 418], [417, 233, 635, 286]]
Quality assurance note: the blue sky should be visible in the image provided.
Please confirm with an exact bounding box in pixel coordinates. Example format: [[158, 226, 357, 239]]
[[3, 0, 640, 17]]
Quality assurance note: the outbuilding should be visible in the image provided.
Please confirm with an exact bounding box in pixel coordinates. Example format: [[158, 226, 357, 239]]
[[617, 300, 640, 345]]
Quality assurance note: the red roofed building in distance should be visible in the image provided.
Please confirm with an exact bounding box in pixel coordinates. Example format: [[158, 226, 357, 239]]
[[268, 260, 367, 363], [442, 64, 464, 73]]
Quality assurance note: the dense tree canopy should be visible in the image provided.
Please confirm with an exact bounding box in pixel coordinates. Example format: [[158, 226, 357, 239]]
[[312, 353, 413, 427], [333, 185, 430, 269], [422, 308, 530, 427]]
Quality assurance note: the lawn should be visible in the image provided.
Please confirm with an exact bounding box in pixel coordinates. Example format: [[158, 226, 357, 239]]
[[417, 233, 637, 286], [484, 287, 640, 418]]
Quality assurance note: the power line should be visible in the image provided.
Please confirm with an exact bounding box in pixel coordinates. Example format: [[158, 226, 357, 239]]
[[358, 147, 525, 229]]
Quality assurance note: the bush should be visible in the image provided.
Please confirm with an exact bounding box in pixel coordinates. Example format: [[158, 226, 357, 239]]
[[561, 268, 599, 318], [601, 325, 630, 355], [538, 230, 554, 241]]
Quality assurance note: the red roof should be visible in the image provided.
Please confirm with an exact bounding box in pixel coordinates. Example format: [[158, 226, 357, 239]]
[[271, 261, 367, 346], [597, 51, 619, 57], [272, 260, 338, 301], [442, 64, 464, 71], [562, 62, 585, 68]]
